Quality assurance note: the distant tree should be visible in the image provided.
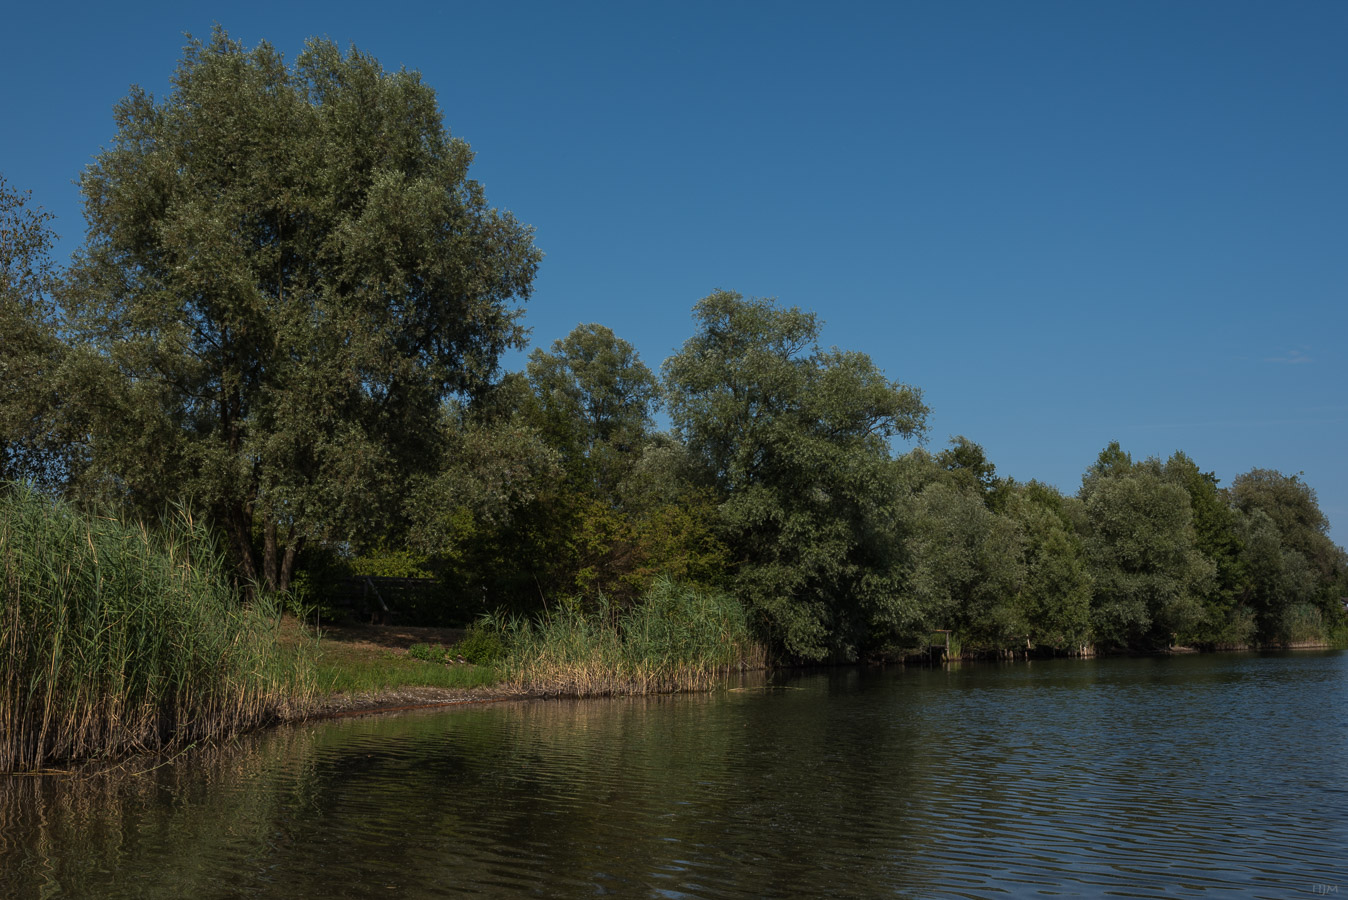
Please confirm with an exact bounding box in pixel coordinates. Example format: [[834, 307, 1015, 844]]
[[1236, 508, 1316, 641], [1148, 452, 1249, 644], [1079, 453, 1214, 649], [513, 324, 676, 603], [552, 435, 733, 606], [404, 371, 720, 612], [526, 323, 659, 492], [1082, 440, 1133, 487], [615, 437, 730, 591], [906, 481, 1026, 650], [63, 30, 541, 592], [1229, 469, 1335, 573], [1001, 481, 1093, 651], [1230, 468, 1347, 633], [663, 291, 928, 659]]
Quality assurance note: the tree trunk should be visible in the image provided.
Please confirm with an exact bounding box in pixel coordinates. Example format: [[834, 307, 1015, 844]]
[[279, 531, 303, 595], [263, 519, 279, 592], [227, 503, 258, 586]]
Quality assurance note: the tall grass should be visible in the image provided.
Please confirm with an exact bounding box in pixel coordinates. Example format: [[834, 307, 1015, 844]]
[[489, 578, 766, 696], [0, 484, 312, 771]]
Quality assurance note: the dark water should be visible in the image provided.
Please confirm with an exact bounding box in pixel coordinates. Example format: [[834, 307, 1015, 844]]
[[2, 652, 1345, 899]]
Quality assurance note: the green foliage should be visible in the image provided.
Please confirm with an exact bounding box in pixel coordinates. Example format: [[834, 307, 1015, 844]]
[[1050, 450, 1346, 650], [0, 176, 68, 488], [406, 642, 447, 663], [404, 636, 506, 667], [0, 483, 311, 771], [620, 473, 731, 590], [349, 548, 434, 580], [1230, 469, 1347, 626], [1154, 452, 1246, 643], [1086, 440, 1134, 482], [936, 436, 1001, 502], [1281, 602, 1324, 644], [1230, 469, 1330, 546], [1001, 481, 1093, 651], [383, 630, 503, 668], [506, 323, 675, 603], [526, 323, 659, 491], [1237, 508, 1318, 642], [554, 485, 729, 605], [62, 28, 541, 593], [421, 325, 721, 614], [397, 398, 564, 618], [405, 406, 561, 558], [906, 481, 1026, 649], [1079, 455, 1215, 649], [455, 625, 508, 665], [663, 291, 928, 661]]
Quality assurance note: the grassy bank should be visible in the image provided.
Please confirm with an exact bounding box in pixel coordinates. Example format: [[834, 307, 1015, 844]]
[[0, 486, 311, 771], [311, 633, 499, 697], [301, 579, 767, 709]]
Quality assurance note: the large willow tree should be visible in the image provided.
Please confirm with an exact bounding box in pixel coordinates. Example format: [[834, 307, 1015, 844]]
[[66, 29, 541, 592], [664, 291, 929, 660]]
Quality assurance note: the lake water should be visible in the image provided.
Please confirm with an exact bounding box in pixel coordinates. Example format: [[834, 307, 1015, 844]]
[[2, 652, 1345, 898]]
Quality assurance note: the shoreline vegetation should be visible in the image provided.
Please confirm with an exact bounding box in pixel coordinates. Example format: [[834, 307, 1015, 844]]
[[0, 483, 1340, 771], [301, 578, 768, 720], [3, 32, 1347, 771], [0, 485, 771, 768], [297, 626, 1339, 724]]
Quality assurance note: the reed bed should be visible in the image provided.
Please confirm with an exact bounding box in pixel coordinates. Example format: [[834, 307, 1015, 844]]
[[0, 485, 312, 772], [490, 578, 767, 696]]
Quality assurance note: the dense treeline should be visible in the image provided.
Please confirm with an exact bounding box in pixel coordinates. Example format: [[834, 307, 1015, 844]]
[[355, 300, 1347, 660], [3, 30, 1346, 681]]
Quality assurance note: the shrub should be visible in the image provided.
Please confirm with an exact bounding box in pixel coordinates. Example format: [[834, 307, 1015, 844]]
[[406, 643, 450, 663], [455, 625, 507, 665]]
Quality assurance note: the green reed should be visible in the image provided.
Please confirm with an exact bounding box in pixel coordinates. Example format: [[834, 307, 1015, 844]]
[[488, 577, 767, 696], [0, 484, 312, 772]]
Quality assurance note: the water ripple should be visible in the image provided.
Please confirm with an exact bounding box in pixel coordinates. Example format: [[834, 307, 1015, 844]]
[[2, 653, 1345, 898]]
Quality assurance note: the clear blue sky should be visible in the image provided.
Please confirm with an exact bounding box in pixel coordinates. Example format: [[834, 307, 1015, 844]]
[[4, 1, 1345, 542]]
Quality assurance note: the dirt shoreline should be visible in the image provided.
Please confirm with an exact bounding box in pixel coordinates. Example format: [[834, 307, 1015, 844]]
[[298, 684, 538, 721]]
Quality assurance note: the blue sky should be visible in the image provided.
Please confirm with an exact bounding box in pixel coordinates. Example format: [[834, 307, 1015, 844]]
[[4, 2, 1346, 541]]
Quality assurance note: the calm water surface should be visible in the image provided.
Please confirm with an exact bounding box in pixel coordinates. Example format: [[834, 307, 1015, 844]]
[[2, 652, 1345, 898]]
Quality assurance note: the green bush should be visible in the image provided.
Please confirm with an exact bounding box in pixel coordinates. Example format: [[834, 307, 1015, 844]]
[[455, 625, 507, 665], [406, 642, 450, 663]]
